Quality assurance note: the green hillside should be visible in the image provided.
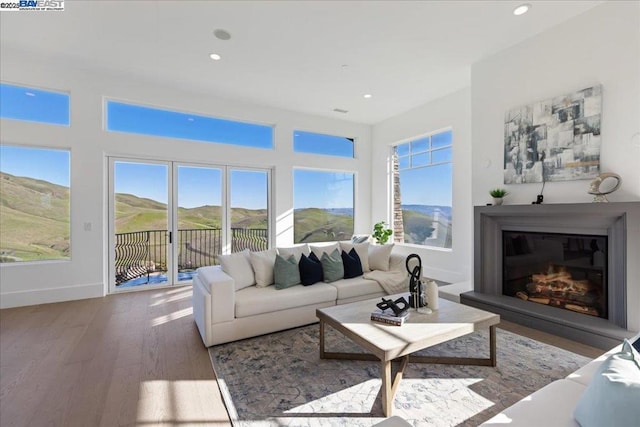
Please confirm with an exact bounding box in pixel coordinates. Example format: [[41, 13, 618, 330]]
[[0, 172, 70, 262], [293, 208, 354, 243]]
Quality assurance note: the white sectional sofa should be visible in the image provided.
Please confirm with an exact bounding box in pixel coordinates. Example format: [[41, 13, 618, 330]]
[[192, 241, 408, 347], [481, 331, 640, 427]]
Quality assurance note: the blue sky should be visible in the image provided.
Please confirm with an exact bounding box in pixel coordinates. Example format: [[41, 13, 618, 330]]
[[0, 145, 70, 186], [1, 82, 452, 211]]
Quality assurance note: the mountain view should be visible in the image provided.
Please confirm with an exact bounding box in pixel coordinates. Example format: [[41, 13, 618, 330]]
[[0, 172, 70, 262], [1, 172, 452, 263]]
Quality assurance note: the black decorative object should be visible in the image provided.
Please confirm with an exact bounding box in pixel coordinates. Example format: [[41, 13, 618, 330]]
[[376, 296, 409, 317], [406, 254, 427, 309]]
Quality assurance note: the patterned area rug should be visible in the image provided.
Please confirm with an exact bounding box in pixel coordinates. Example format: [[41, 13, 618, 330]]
[[209, 324, 590, 426]]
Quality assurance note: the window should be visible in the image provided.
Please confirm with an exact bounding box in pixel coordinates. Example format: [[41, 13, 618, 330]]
[[293, 169, 354, 243], [0, 146, 71, 262], [0, 82, 70, 125], [392, 129, 452, 249], [105, 100, 273, 149], [294, 130, 354, 158]]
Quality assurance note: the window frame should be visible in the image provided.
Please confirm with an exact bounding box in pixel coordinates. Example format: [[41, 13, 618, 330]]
[[292, 167, 356, 244], [0, 144, 72, 265], [391, 127, 453, 250]]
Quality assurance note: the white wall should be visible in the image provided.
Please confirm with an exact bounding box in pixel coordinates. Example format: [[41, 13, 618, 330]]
[[471, 1, 640, 206], [0, 47, 372, 308], [371, 88, 473, 284]]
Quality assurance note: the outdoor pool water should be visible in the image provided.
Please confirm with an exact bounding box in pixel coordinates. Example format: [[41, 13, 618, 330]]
[[117, 271, 197, 287]]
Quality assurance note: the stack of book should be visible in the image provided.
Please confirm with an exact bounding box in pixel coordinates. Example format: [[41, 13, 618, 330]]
[[370, 309, 409, 326]]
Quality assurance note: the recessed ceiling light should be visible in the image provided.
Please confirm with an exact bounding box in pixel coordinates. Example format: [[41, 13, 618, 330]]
[[213, 29, 231, 41], [209, 53, 221, 60], [513, 4, 530, 16], [25, 92, 36, 97], [363, 94, 372, 99]]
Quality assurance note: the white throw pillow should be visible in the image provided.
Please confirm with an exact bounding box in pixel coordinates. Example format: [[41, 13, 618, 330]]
[[368, 244, 394, 271], [250, 248, 277, 287], [277, 244, 310, 262], [340, 241, 370, 272], [310, 243, 339, 259], [219, 249, 255, 290]]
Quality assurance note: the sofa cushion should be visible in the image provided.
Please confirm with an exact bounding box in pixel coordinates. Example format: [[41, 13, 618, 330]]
[[342, 249, 363, 279], [568, 331, 640, 386], [250, 248, 277, 287], [310, 243, 339, 258], [274, 254, 301, 289], [219, 249, 255, 290], [573, 340, 640, 427], [299, 252, 323, 286], [331, 276, 384, 301], [369, 243, 394, 271], [321, 249, 344, 283], [277, 244, 310, 262], [235, 282, 338, 318], [480, 379, 585, 426], [340, 241, 370, 272]]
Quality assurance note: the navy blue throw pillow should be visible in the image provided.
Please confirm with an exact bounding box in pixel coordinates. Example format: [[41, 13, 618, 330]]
[[342, 248, 363, 279], [299, 252, 323, 286]]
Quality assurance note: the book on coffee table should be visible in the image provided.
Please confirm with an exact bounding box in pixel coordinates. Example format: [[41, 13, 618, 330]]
[[371, 309, 409, 326]]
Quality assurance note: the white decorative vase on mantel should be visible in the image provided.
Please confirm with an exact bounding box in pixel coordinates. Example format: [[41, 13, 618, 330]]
[[492, 197, 504, 206]]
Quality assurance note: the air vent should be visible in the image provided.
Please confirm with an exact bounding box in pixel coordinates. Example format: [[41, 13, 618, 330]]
[[333, 108, 349, 114]]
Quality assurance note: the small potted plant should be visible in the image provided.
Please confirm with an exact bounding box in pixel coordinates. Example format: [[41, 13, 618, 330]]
[[489, 188, 508, 205], [372, 221, 393, 244]]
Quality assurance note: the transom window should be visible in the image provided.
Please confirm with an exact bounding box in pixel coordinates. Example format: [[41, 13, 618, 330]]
[[293, 130, 354, 158], [392, 129, 452, 249], [0, 82, 70, 126], [105, 100, 273, 149]]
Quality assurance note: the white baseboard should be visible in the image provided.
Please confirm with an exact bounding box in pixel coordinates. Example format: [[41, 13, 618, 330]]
[[0, 282, 104, 309]]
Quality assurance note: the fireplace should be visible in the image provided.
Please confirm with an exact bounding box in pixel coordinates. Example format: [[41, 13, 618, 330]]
[[502, 231, 607, 319], [461, 202, 640, 350]]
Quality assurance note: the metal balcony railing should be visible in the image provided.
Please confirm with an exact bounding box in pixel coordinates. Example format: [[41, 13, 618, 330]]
[[115, 228, 268, 286]]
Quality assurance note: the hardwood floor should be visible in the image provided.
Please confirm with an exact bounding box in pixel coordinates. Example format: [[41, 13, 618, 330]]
[[0, 286, 231, 427], [0, 287, 602, 426]]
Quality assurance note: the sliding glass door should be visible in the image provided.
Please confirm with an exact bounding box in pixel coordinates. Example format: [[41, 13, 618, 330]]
[[176, 165, 223, 283], [111, 160, 171, 289], [109, 159, 270, 292]]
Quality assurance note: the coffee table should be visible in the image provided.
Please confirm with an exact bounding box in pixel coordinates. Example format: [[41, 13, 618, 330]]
[[316, 295, 500, 416]]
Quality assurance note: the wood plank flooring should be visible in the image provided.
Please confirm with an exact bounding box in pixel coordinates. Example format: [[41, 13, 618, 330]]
[[0, 286, 231, 427], [1, 287, 602, 426]]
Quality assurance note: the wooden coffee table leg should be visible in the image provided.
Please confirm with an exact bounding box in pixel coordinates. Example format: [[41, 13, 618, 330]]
[[381, 359, 392, 416], [490, 324, 497, 367], [319, 319, 325, 359], [381, 355, 409, 417]]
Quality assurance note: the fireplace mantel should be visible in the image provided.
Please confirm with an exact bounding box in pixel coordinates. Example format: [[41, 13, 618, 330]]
[[462, 202, 640, 349]]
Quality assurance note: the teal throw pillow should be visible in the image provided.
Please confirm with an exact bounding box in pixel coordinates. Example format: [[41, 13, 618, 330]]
[[274, 254, 301, 290], [573, 339, 640, 427], [321, 248, 344, 283]]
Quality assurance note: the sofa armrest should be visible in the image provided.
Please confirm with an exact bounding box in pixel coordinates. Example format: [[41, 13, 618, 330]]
[[196, 266, 236, 324]]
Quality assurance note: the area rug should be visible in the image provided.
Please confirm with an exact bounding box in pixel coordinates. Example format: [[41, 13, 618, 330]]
[[209, 324, 591, 426]]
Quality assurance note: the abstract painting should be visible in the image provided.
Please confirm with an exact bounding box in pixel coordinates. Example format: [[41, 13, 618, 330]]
[[504, 85, 602, 184]]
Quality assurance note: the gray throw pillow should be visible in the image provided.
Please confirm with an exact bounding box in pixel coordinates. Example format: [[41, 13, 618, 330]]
[[321, 248, 344, 283], [274, 254, 301, 289]]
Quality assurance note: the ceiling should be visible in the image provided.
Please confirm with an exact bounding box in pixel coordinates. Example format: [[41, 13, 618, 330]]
[[0, 1, 603, 124]]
